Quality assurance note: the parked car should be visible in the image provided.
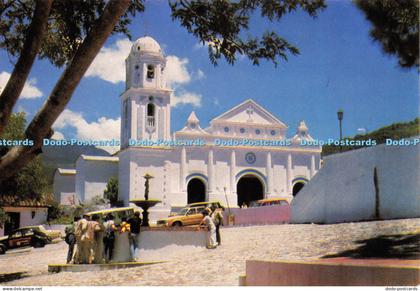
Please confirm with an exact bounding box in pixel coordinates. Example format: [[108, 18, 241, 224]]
[[0, 227, 52, 254], [249, 198, 290, 207], [187, 201, 225, 210], [157, 201, 225, 227], [19, 225, 61, 240]]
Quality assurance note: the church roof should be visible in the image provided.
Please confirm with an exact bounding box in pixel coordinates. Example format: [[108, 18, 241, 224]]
[[187, 111, 199, 123], [131, 36, 162, 55], [0, 195, 50, 208], [80, 155, 119, 162], [56, 168, 76, 175], [210, 99, 288, 128]]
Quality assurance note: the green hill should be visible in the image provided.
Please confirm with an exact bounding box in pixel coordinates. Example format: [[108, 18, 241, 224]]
[[322, 118, 420, 156], [41, 145, 111, 184]]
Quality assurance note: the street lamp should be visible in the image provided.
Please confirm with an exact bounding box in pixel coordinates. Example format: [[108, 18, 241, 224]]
[[337, 109, 343, 152]]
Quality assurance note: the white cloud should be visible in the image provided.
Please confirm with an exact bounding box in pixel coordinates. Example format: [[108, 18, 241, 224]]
[[51, 130, 65, 140], [85, 39, 132, 84], [196, 69, 205, 80], [172, 91, 202, 107], [54, 109, 120, 153], [165, 55, 191, 87], [0, 71, 43, 99]]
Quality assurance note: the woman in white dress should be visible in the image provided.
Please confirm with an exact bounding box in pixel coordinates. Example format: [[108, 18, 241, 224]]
[[198, 208, 217, 249]]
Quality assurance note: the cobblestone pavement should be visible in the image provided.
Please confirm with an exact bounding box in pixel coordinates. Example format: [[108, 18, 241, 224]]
[[1, 218, 419, 286]]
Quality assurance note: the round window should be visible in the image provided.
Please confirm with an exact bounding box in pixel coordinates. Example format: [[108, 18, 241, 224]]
[[240, 128, 245, 134], [224, 127, 230, 133], [255, 129, 261, 135], [245, 152, 256, 164], [271, 130, 276, 136]]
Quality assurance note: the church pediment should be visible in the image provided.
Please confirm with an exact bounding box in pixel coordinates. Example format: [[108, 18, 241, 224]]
[[210, 99, 287, 128]]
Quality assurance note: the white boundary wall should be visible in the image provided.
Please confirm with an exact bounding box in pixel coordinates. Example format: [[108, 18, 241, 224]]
[[291, 141, 420, 224]]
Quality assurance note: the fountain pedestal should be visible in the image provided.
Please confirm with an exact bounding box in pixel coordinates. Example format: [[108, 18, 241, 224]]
[[129, 199, 161, 227]]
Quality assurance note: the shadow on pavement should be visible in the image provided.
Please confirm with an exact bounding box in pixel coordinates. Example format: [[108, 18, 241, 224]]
[[0, 272, 29, 283], [323, 233, 420, 259]]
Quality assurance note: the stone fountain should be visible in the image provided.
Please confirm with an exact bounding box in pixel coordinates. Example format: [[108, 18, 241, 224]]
[[130, 173, 161, 227]]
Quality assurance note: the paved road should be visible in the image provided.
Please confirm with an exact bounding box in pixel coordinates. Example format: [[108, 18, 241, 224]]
[[1, 218, 418, 286]]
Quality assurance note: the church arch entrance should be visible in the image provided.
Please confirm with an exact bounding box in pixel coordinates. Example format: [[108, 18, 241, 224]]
[[292, 182, 305, 197], [236, 175, 264, 207], [187, 178, 206, 204]]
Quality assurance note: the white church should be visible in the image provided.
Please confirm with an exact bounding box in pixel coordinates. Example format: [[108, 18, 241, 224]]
[[53, 36, 322, 221]]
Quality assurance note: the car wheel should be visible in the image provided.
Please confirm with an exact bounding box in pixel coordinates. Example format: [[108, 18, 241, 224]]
[[172, 221, 182, 227], [0, 245, 6, 255], [33, 240, 45, 248]]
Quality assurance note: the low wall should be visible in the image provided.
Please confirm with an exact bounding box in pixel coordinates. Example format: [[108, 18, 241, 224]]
[[224, 205, 290, 226], [139, 227, 208, 250], [243, 260, 420, 286]]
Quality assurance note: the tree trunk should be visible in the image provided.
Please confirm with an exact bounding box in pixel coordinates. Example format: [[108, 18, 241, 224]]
[[0, 0, 53, 136], [0, 0, 130, 183]]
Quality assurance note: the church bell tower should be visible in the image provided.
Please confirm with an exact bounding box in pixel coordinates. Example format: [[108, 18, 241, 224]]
[[120, 36, 172, 148]]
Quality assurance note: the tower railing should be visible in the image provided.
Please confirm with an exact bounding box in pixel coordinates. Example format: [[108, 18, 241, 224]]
[[147, 116, 155, 128]]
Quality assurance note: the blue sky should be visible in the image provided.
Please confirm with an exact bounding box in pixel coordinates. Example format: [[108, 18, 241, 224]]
[[0, 0, 418, 149]]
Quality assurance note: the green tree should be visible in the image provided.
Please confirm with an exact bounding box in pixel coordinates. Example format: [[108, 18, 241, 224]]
[[0, 0, 326, 184], [354, 0, 419, 68], [104, 177, 119, 207], [0, 208, 9, 228], [0, 113, 48, 199]]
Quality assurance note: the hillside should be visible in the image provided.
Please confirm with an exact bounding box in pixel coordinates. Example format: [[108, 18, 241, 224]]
[[41, 145, 111, 183], [322, 118, 419, 156]]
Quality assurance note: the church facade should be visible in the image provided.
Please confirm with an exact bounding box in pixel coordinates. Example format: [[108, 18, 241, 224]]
[[54, 36, 321, 221]]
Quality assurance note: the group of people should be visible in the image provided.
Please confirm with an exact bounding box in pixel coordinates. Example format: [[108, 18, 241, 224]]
[[198, 206, 224, 249], [64, 211, 142, 264]]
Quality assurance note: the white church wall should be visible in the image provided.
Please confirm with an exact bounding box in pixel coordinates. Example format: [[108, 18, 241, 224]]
[[291, 142, 420, 224], [53, 170, 76, 205], [118, 150, 133, 206], [75, 158, 86, 202], [83, 160, 118, 201], [273, 165, 288, 196], [293, 166, 310, 180]]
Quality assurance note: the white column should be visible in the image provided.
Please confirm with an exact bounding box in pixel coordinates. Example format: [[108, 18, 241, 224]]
[[130, 99, 137, 140], [180, 147, 187, 192], [310, 155, 316, 178], [140, 105, 146, 140], [166, 103, 171, 140], [266, 152, 273, 196], [230, 150, 236, 194], [208, 149, 214, 193], [286, 153, 293, 195]]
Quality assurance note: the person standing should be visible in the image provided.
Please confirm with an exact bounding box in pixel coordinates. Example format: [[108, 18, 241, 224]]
[[91, 214, 105, 264], [64, 216, 79, 264], [74, 214, 89, 264], [103, 214, 116, 263], [211, 206, 224, 246], [128, 211, 142, 260], [198, 208, 217, 249]]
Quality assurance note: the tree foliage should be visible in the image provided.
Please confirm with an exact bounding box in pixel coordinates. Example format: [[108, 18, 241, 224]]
[[0, 207, 9, 228], [104, 177, 119, 207], [170, 0, 326, 66], [0, 0, 144, 66], [354, 0, 419, 68], [322, 118, 420, 156], [0, 113, 47, 199]]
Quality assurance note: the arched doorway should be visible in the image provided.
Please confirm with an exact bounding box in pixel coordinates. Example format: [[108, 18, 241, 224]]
[[292, 182, 305, 197], [187, 178, 206, 204], [236, 175, 264, 207]]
